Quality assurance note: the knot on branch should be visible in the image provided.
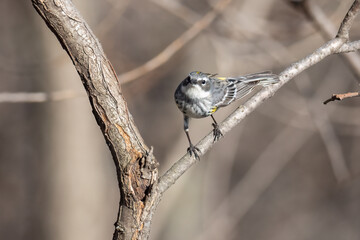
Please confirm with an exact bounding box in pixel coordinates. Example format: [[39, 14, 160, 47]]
[[124, 148, 158, 203], [140, 147, 158, 183]]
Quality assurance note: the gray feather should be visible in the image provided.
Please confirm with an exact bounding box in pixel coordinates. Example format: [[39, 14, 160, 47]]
[[216, 71, 279, 107]]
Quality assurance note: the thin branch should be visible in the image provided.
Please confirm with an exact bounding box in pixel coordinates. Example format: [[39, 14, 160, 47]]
[[324, 91, 360, 104], [157, 0, 360, 194], [0, 90, 83, 103], [117, 0, 234, 84], [337, 0, 360, 39]]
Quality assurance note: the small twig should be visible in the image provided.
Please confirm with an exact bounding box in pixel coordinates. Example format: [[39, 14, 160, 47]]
[[0, 90, 83, 103], [117, 0, 234, 84], [323, 91, 360, 104]]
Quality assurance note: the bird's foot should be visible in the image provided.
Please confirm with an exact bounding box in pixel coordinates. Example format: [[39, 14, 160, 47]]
[[212, 123, 223, 142], [187, 144, 201, 160]]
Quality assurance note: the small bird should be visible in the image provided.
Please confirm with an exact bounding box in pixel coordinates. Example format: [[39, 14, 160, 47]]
[[174, 71, 279, 159]]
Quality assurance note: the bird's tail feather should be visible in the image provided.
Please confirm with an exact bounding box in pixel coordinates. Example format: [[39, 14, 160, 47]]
[[233, 71, 279, 100], [234, 71, 279, 86]]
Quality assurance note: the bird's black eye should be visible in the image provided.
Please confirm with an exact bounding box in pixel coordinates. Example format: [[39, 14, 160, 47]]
[[201, 80, 206, 85]]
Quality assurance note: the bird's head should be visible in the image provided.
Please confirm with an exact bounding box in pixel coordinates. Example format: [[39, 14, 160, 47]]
[[181, 71, 212, 97]]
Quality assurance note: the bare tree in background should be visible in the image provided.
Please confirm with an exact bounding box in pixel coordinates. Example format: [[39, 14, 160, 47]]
[[1, 0, 360, 240]]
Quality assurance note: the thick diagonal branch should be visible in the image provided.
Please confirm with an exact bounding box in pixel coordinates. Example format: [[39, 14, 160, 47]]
[[31, 1, 158, 240]]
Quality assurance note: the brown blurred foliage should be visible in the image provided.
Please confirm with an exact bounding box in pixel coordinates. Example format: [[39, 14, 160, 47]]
[[0, 0, 360, 240]]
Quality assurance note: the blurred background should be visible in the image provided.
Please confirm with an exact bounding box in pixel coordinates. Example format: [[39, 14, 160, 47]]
[[1, 0, 360, 239]]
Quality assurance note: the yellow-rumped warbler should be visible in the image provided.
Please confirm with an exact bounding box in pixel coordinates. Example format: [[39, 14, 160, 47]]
[[174, 71, 279, 159]]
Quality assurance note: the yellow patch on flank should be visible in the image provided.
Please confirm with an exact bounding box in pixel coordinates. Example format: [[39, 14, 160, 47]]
[[210, 107, 218, 113], [217, 77, 227, 80]]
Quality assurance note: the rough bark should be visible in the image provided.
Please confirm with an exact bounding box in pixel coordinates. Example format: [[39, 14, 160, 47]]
[[31, 1, 158, 240]]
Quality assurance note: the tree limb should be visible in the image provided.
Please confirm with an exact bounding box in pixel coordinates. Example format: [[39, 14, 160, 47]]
[[31, 1, 158, 240]]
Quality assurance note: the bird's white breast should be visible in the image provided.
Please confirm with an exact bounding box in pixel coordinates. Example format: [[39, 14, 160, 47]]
[[183, 85, 210, 99]]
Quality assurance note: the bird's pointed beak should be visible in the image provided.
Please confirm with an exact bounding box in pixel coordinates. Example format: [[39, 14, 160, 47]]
[[190, 78, 197, 84]]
